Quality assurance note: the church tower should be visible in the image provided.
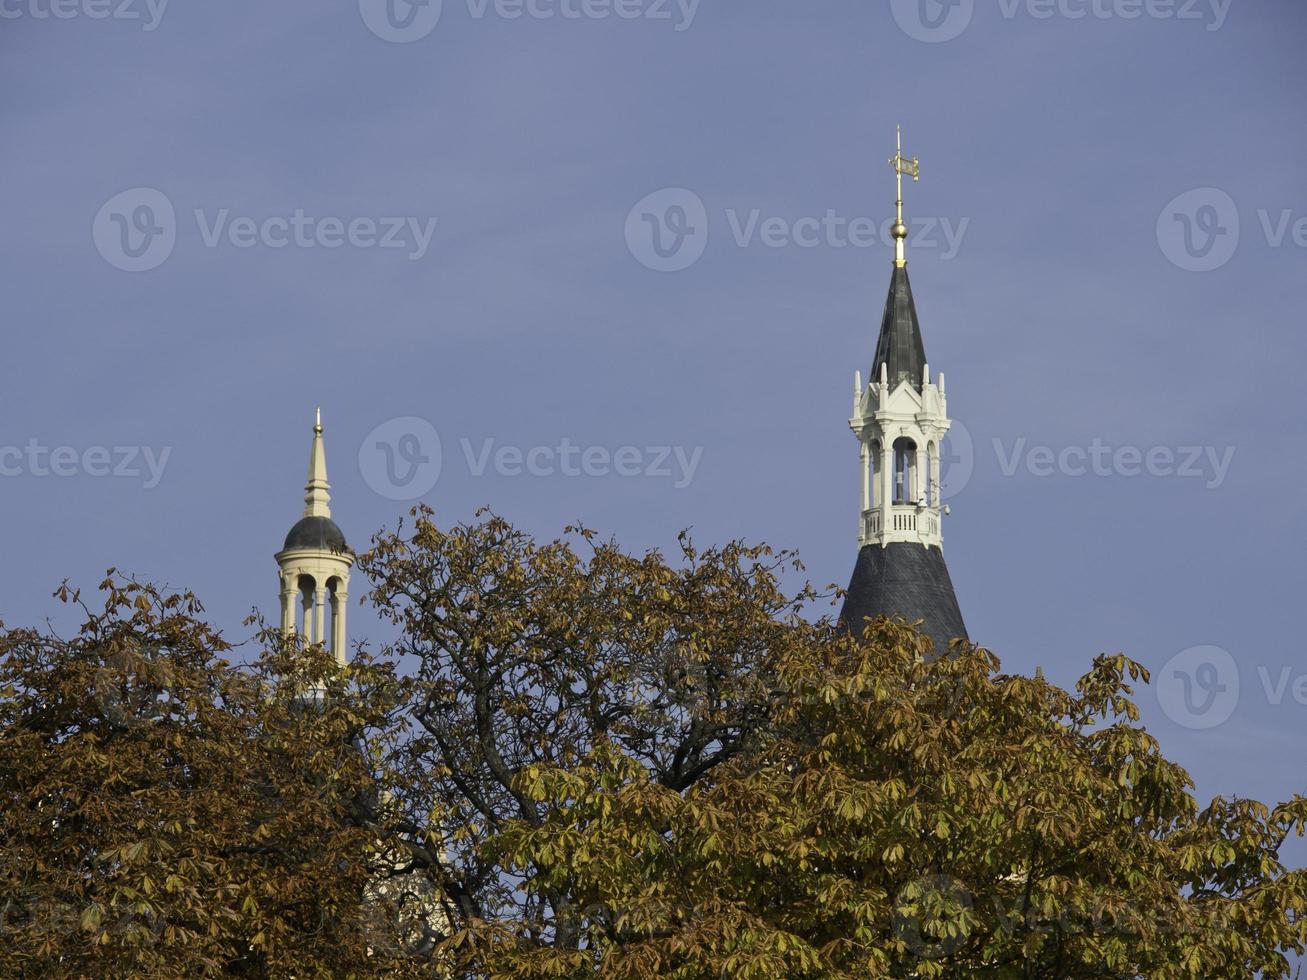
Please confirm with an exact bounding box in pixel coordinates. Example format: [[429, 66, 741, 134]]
[[275, 411, 352, 664], [840, 130, 968, 655]]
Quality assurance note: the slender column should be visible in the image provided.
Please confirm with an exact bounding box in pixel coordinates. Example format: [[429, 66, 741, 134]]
[[332, 591, 348, 665], [879, 441, 894, 536], [860, 442, 871, 538], [915, 447, 927, 505], [313, 586, 328, 649], [280, 576, 296, 636]]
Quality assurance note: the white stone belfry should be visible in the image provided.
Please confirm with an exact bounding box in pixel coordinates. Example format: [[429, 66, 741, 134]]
[[275, 410, 353, 664], [849, 127, 951, 551], [850, 361, 951, 550]]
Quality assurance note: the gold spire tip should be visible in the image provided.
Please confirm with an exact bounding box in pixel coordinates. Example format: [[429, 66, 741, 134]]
[[887, 126, 920, 266], [314, 407, 323, 435]]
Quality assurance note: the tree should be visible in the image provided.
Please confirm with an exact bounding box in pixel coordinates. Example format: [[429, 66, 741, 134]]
[[357, 507, 818, 946], [0, 576, 410, 978], [358, 510, 1307, 978], [474, 622, 1307, 977], [5, 515, 1306, 978]]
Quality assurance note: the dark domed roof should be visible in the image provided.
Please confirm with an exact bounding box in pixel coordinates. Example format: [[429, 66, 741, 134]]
[[283, 516, 347, 552]]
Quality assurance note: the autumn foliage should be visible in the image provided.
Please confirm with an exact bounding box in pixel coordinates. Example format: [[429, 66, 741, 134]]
[[2, 511, 1306, 978], [0, 579, 404, 977]]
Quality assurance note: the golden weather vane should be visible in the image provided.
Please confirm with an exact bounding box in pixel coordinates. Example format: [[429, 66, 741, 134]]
[[888, 125, 920, 268]]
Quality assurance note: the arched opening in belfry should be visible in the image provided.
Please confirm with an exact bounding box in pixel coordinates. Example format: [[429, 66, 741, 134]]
[[893, 437, 917, 504], [297, 573, 317, 643]]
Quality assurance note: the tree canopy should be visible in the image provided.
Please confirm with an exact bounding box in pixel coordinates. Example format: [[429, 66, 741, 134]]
[[0, 578, 405, 977], [2, 511, 1305, 978]]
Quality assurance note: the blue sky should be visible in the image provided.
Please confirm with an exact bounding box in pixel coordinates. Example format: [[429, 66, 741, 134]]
[[2, 0, 1306, 869]]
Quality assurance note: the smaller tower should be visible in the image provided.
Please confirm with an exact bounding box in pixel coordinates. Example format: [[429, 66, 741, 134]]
[[275, 410, 352, 664], [840, 129, 967, 655]]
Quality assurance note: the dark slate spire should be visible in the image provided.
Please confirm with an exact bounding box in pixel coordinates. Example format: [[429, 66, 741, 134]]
[[839, 543, 968, 657], [870, 264, 928, 392]]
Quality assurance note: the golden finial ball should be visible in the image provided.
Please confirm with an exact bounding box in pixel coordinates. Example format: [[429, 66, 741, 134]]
[[891, 219, 909, 240]]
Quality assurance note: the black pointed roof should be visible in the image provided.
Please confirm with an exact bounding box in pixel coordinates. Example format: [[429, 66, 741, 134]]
[[839, 543, 968, 657], [871, 265, 927, 391]]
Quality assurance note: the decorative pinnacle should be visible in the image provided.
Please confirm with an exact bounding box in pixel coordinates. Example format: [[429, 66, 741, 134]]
[[888, 125, 920, 268], [304, 411, 331, 519]]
